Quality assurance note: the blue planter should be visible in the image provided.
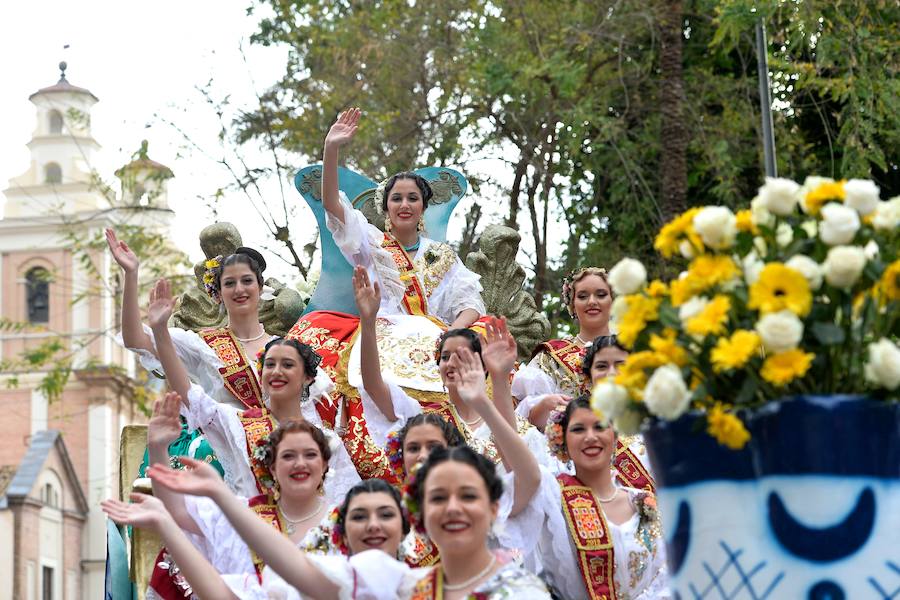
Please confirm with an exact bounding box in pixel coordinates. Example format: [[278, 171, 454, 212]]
[[644, 395, 900, 600]]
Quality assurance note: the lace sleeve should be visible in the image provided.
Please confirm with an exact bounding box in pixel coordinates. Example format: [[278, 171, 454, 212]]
[[182, 494, 255, 574], [337, 550, 422, 600], [429, 255, 485, 324], [117, 324, 226, 398], [359, 381, 423, 447], [321, 430, 362, 506], [324, 191, 406, 302], [494, 468, 554, 561]]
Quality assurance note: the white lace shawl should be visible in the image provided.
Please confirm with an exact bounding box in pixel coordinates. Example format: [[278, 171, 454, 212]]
[[505, 469, 671, 600], [325, 192, 485, 324], [183, 383, 361, 501]]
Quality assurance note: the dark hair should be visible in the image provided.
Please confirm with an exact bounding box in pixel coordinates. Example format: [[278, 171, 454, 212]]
[[382, 172, 433, 212], [582, 335, 627, 379], [260, 338, 322, 379], [411, 445, 504, 514], [399, 413, 465, 455], [214, 248, 266, 294], [261, 419, 332, 485], [336, 479, 410, 546], [561, 394, 593, 436], [435, 328, 483, 365]]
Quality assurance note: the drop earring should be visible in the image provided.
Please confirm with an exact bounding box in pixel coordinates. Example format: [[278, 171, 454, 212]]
[[384, 216, 392, 232], [416, 216, 425, 233]]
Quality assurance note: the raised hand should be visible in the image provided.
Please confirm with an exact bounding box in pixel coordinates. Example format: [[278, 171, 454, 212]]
[[147, 392, 183, 450], [105, 228, 139, 274], [448, 346, 490, 411], [352, 266, 381, 321], [148, 456, 227, 499], [480, 316, 517, 377], [324, 108, 360, 149], [101, 493, 171, 533], [147, 278, 175, 329]]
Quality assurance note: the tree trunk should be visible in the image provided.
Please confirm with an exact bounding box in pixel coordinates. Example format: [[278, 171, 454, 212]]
[[658, 0, 688, 220], [506, 157, 529, 228]]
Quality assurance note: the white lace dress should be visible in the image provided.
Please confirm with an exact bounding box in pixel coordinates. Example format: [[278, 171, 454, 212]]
[[328, 193, 486, 394], [182, 382, 360, 502], [359, 380, 556, 472], [181, 495, 340, 600], [503, 470, 671, 600], [120, 323, 267, 411], [511, 337, 586, 422]]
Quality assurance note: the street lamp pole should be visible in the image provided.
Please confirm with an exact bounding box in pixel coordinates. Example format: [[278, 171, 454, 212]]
[[756, 18, 777, 177]]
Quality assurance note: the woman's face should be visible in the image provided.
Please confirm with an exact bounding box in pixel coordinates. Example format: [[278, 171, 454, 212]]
[[565, 407, 616, 474], [271, 431, 326, 500], [589, 346, 629, 384], [343, 491, 404, 557], [386, 178, 424, 233], [262, 345, 314, 404], [402, 424, 448, 474], [422, 460, 497, 557], [572, 274, 613, 330], [437, 336, 479, 389], [220, 262, 261, 316]]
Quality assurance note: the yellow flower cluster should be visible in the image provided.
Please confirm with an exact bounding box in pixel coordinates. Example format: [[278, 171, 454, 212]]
[[711, 330, 761, 373], [706, 404, 751, 450], [685, 295, 731, 337], [616, 294, 661, 347], [670, 255, 739, 306], [761, 349, 815, 386], [735, 209, 756, 233], [649, 329, 688, 366], [880, 260, 900, 301], [803, 180, 846, 215], [653, 207, 703, 258]]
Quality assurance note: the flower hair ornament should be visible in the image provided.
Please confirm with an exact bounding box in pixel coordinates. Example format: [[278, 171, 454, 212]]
[[255, 346, 266, 380], [373, 179, 389, 216], [250, 434, 276, 493], [545, 406, 569, 463], [401, 462, 426, 534], [328, 505, 350, 555], [202, 255, 224, 303], [385, 429, 405, 480], [561, 266, 609, 316]]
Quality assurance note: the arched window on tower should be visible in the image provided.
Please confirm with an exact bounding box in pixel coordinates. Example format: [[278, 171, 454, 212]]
[[48, 110, 64, 134], [25, 267, 51, 324], [44, 163, 62, 184]]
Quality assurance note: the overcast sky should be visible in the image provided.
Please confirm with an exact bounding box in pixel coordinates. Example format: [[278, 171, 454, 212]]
[[1, 1, 557, 287]]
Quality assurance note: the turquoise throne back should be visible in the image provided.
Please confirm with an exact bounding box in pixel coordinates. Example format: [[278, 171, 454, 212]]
[[294, 165, 468, 316]]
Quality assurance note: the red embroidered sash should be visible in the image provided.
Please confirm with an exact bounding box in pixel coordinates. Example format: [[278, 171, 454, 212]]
[[614, 441, 655, 493], [200, 327, 264, 409], [537, 338, 590, 395], [381, 234, 430, 317], [405, 531, 441, 568], [557, 473, 617, 600], [239, 407, 278, 495], [409, 566, 442, 600], [247, 494, 283, 581]]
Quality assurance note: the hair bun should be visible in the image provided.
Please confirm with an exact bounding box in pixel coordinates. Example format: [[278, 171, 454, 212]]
[[234, 247, 266, 272]]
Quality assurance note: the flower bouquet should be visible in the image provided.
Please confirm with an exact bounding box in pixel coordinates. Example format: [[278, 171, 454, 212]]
[[595, 177, 900, 597]]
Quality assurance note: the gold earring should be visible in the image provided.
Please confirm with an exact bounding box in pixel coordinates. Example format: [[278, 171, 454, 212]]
[[384, 216, 392, 232], [416, 216, 425, 233]]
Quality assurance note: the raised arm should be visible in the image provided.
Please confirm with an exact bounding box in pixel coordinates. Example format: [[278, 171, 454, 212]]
[[102, 493, 239, 600], [353, 266, 396, 421], [449, 308, 480, 330], [106, 228, 155, 353], [451, 347, 540, 516], [148, 458, 342, 600], [147, 279, 191, 403], [322, 108, 361, 224], [480, 316, 518, 430], [147, 392, 202, 534]]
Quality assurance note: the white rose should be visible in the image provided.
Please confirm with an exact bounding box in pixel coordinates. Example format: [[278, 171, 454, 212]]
[[873, 196, 900, 231], [693, 206, 737, 249], [757, 177, 801, 216], [742, 250, 765, 285], [823, 245, 867, 289], [608, 258, 647, 296], [800, 219, 818, 239], [864, 240, 879, 260], [799, 176, 835, 213], [590, 380, 629, 420], [679, 296, 709, 324], [613, 407, 644, 436], [643, 365, 692, 420], [609, 296, 627, 334], [819, 203, 860, 246], [864, 338, 900, 390], [753, 236, 768, 257], [776, 222, 794, 247], [843, 179, 880, 216], [679, 239, 696, 259], [785, 255, 823, 291], [756, 310, 804, 353], [750, 195, 776, 228]]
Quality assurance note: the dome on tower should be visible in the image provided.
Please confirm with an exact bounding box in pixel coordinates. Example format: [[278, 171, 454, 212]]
[[29, 61, 98, 102]]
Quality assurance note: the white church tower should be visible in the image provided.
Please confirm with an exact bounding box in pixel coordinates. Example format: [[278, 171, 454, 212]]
[[0, 63, 173, 600]]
